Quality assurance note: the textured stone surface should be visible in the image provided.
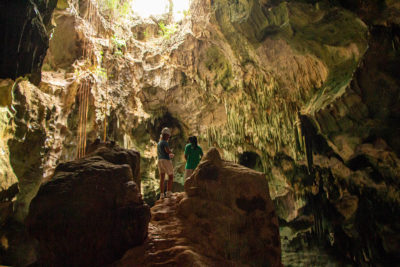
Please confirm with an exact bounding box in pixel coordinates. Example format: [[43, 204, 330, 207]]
[[7, 80, 63, 221], [180, 148, 282, 266], [114, 193, 224, 266], [0, 0, 399, 265], [26, 143, 150, 266], [44, 10, 82, 70], [115, 149, 281, 266], [0, 79, 17, 193]]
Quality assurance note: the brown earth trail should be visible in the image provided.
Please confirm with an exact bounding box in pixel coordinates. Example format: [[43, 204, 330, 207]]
[[114, 193, 229, 266]]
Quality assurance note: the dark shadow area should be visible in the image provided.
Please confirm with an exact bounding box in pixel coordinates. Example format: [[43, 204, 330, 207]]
[[146, 110, 186, 154], [238, 151, 263, 172]]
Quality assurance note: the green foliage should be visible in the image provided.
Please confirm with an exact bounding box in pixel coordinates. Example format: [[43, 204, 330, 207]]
[[158, 22, 178, 40], [95, 66, 108, 80], [56, 0, 69, 9], [41, 63, 52, 71], [119, 1, 130, 16], [95, 50, 104, 66], [111, 36, 126, 49], [183, 9, 190, 17], [99, 0, 119, 11], [111, 36, 126, 56], [98, 0, 132, 18], [177, 9, 190, 18]]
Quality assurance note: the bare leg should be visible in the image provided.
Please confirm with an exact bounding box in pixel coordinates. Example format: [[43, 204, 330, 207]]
[[160, 172, 165, 196], [167, 174, 174, 192]]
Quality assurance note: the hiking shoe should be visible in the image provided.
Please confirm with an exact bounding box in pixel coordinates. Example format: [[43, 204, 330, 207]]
[[166, 191, 172, 198], [160, 193, 165, 199]]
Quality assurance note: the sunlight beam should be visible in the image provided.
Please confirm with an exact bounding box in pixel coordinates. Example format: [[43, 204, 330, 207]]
[[131, 0, 190, 21]]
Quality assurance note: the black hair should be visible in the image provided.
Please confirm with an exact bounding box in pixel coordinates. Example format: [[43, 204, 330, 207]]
[[188, 136, 198, 148]]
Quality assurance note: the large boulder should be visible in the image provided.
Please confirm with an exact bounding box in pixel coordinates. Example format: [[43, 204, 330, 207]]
[[178, 148, 282, 267], [26, 142, 150, 266]]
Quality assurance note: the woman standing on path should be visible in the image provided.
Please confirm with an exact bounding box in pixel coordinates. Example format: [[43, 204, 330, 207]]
[[184, 136, 203, 179], [157, 127, 174, 199]]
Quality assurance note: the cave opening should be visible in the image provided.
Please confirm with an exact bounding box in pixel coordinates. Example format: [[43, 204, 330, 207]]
[[238, 151, 263, 172], [97, 0, 191, 22], [145, 111, 186, 149], [130, 0, 190, 21]]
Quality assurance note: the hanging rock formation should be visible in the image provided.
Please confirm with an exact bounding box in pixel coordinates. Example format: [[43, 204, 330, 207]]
[[0, 0, 57, 84], [0, 0, 399, 265], [26, 142, 150, 266]]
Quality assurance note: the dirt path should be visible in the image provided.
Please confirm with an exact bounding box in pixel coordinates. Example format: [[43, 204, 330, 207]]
[[113, 193, 219, 267]]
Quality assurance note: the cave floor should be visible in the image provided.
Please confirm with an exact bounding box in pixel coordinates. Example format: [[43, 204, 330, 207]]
[[113, 192, 350, 267], [113, 193, 219, 266]]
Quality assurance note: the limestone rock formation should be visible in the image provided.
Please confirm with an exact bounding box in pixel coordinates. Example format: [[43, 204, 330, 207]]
[[180, 148, 282, 266], [26, 142, 150, 266], [7, 79, 63, 222], [0, 79, 17, 194], [0, 0, 399, 265], [115, 148, 282, 266]]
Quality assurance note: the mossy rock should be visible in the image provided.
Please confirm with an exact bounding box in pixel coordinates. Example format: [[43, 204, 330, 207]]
[[0, 79, 13, 108], [56, 0, 69, 9], [204, 46, 233, 91]]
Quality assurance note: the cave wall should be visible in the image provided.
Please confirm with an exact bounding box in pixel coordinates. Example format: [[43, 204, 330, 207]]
[[0, 0, 57, 85], [0, 0, 62, 223], [0, 0, 399, 265]]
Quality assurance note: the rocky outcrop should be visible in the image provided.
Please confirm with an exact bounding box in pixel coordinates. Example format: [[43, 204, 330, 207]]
[[180, 148, 282, 266], [0, 79, 17, 193], [263, 1, 400, 265], [115, 148, 281, 266], [44, 10, 83, 70], [7, 79, 62, 222], [0, 78, 59, 266], [26, 142, 150, 266]]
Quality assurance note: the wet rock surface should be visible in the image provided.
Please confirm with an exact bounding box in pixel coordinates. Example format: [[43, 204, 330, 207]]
[[26, 143, 150, 266]]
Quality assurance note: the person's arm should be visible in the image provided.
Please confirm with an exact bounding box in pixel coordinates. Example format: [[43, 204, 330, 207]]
[[164, 145, 172, 154], [164, 142, 174, 158]]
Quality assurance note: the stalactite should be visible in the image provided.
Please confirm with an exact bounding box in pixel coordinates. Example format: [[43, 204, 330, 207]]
[[299, 113, 314, 174]]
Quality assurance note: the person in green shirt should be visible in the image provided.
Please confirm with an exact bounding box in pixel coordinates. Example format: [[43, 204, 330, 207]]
[[184, 136, 203, 179]]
